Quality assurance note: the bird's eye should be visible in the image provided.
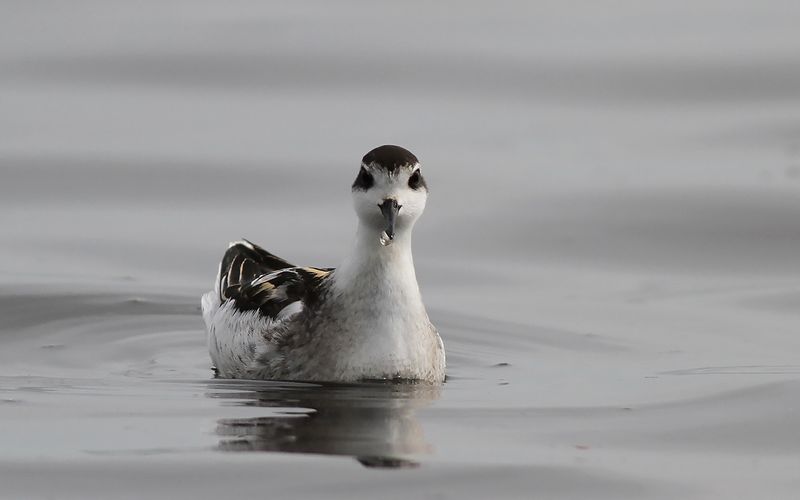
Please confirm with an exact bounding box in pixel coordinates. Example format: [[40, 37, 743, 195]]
[[408, 170, 423, 189], [352, 167, 374, 190]]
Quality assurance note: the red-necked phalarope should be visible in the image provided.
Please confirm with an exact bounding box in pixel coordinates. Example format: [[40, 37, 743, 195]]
[[201, 145, 446, 383]]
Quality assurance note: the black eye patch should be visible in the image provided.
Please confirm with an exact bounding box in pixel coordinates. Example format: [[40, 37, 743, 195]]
[[352, 167, 374, 190], [408, 169, 426, 190]]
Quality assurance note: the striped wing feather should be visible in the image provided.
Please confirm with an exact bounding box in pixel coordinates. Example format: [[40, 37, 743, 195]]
[[218, 240, 332, 319]]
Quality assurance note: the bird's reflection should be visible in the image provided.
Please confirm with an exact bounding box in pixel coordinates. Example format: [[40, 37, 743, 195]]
[[206, 380, 440, 468]]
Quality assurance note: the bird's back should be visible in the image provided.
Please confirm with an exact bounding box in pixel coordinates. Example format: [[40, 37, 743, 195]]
[[201, 240, 332, 378]]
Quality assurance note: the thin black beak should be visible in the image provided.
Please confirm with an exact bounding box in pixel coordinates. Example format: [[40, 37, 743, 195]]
[[378, 199, 401, 240]]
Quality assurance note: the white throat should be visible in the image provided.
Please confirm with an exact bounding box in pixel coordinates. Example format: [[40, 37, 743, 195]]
[[332, 221, 426, 318]]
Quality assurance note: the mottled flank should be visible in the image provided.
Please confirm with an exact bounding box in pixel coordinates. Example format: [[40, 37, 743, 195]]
[[361, 145, 419, 173]]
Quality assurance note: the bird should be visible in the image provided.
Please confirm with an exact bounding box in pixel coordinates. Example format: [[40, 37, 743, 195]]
[[201, 145, 446, 383]]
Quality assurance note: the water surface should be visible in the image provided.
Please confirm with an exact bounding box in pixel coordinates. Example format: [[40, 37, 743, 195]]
[[3, 1, 800, 498]]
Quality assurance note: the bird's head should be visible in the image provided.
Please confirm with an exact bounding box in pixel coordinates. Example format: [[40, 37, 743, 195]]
[[351, 145, 428, 246]]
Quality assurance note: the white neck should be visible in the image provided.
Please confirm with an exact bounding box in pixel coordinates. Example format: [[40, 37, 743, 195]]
[[326, 220, 440, 381], [333, 222, 424, 311]]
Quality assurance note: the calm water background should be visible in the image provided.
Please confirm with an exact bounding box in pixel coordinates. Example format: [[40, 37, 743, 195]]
[[2, 1, 800, 498]]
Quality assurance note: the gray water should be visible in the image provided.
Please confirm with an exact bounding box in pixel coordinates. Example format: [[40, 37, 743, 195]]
[[3, 1, 800, 498]]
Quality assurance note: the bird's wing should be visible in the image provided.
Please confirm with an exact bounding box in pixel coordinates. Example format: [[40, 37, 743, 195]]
[[229, 266, 333, 319], [218, 239, 294, 292], [217, 240, 332, 320]]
